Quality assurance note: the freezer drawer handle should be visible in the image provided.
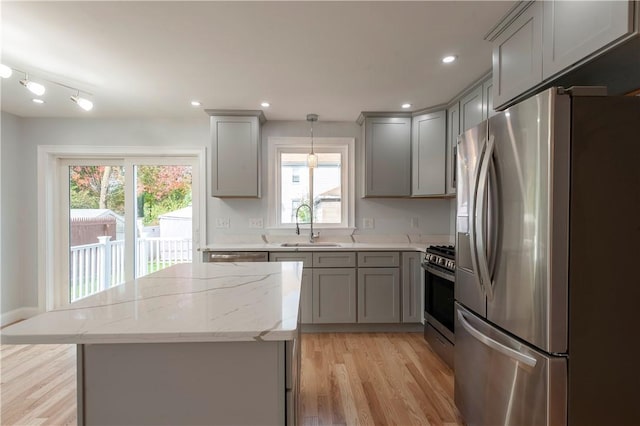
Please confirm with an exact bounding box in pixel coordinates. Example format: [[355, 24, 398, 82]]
[[457, 310, 537, 367]]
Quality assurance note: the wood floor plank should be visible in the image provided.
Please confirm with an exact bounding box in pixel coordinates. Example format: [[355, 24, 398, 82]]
[[2, 332, 462, 425]]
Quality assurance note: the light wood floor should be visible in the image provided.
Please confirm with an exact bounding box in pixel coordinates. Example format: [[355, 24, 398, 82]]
[[1, 333, 461, 425]]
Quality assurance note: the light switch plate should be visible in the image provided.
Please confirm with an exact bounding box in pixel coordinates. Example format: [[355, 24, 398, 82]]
[[362, 218, 374, 229], [411, 217, 419, 228], [216, 218, 230, 228]]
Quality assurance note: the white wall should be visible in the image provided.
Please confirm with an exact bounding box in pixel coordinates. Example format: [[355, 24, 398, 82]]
[[5, 115, 451, 310], [1, 112, 27, 316]]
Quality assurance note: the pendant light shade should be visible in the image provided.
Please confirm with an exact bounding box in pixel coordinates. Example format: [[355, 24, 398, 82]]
[[307, 113, 318, 168]]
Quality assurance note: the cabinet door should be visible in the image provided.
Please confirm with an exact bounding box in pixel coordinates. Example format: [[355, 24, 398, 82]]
[[411, 111, 446, 196], [357, 268, 400, 323], [312, 268, 357, 323], [492, 1, 543, 108], [401, 252, 423, 323], [300, 269, 313, 324], [363, 117, 412, 197], [482, 78, 497, 120], [210, 116, 260, 197], [542, 1, 633, 79], [446, 102, 460, 194], [460, 85, 484, 133]]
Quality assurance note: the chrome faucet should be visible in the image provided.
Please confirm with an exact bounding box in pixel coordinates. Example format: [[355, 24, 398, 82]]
[[295, 203, 320, 243]]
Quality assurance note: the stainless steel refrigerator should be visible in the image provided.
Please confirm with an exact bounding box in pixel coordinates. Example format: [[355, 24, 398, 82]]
[[455, 87, 640, 426]]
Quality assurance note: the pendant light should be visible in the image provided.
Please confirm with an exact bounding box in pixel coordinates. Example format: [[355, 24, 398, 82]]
[[306, 113, 318, 168]]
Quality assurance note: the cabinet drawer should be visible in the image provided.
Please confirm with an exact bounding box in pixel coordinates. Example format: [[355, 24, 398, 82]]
[[357, 251, 399, 267], [269, 252, 313, 268], [312, 252, 356, 268]]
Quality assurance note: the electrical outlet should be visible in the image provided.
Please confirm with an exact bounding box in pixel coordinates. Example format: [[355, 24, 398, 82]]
[[411, 217, 419, 228], [362, 217, 374, 229], [249, 218, 263, 228], [216, 217, 230, 228]]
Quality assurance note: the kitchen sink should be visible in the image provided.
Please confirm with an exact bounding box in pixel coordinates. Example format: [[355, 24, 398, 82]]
[[279, 243, 341, 247]]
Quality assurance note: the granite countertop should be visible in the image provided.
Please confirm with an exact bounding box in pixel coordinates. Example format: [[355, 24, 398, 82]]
[[1, 262, 303, 345]]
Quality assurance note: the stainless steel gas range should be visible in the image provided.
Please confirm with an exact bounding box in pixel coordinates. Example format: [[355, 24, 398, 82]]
[[422, 245, 455, 368]]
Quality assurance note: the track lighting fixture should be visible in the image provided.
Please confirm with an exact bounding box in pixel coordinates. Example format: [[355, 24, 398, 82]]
[[2, 65, 95, 112], [0, 64, 12, 79], [20, 74, 46, 96], [70, 91, 94, 111]]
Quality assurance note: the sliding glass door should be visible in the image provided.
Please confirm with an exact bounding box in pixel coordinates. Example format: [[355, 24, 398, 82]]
[[61, 157, 197, 304]]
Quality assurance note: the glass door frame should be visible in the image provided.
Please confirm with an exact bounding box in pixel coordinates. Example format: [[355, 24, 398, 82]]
[[39, 146, 206, 311]]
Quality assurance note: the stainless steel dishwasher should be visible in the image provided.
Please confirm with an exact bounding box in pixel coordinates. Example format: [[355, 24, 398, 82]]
[[202, 251, 269, 263]]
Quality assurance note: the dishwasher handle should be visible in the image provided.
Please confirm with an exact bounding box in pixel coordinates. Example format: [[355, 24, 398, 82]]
[[204, 252, 269, 262]]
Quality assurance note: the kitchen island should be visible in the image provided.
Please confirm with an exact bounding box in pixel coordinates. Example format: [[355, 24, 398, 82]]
[[1, 262, 303, 426]]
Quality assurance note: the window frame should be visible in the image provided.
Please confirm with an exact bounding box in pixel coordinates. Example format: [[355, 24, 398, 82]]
[[37, 145, 206, 311], [267, 137, 355, 231]]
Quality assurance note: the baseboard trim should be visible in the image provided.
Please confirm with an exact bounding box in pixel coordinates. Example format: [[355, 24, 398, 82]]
[[301, 323, 424, 333], [1, 307, 40, 328]]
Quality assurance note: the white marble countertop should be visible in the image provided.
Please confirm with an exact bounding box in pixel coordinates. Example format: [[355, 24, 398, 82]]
[[1, 262, 303, 345], [201, 242, 430, 252]]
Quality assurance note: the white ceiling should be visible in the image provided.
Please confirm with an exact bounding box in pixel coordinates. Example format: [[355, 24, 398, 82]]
[[1, 1, 514, 121]]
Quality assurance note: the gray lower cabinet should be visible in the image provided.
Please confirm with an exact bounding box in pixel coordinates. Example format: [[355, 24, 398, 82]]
[[312, 268, 357, 323], [401, 252, 423, 323], [299, 270, 313, 324], [270, 252, 313, 324], [357, 268, 400, 323]]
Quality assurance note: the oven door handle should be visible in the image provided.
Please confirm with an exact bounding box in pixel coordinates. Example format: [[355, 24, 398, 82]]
[[422, 264, 455, 282], [457, 310, 537, 367]]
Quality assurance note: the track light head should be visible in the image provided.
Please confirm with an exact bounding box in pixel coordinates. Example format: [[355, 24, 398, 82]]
[[20, 77, 46, 96], [70, 94, 93, 111], [0, 64, 12, 79]]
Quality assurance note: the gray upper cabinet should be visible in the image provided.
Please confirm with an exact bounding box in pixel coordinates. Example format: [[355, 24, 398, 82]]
[[359, 114, 412, 197], [357, 268, 400, 323], [207, 110, 265, 198], [401, 252, 423, 323], [542, 1, 634, 79], [460, 84, 484, 133], [411, 110, 446, 197], [312, 268, 357, 324], [446, 102, 460, 195], [482, 78, 497, 120], [491, 1, 543, 109], [490, 0, 636, 109]]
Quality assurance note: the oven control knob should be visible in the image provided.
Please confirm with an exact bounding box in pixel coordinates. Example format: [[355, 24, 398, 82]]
[[438, 258, 445, 265]]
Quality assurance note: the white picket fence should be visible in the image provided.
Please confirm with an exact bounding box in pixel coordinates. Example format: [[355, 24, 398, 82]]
[[69, 236, 192, 302]]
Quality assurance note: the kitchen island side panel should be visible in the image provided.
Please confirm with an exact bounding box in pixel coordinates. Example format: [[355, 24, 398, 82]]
[[80, 341, 285, 426]]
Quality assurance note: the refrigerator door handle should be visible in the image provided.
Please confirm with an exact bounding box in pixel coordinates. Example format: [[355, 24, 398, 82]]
[[487, 156, 500, 281], [457, 310, 537, 367], [476, 135, 495, 299], [468, 138, 486, 293]]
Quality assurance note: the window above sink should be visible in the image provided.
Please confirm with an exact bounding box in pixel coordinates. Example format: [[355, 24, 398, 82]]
[[267, 137, 355, 231]]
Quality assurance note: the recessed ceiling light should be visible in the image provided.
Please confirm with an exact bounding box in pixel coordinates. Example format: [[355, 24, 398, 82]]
[[261, 102, 270, 107], [190, 100, 201, 107], [442, 55, 457, 64], [401, 103, 412, 109], [32, 98, 45, 104]]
